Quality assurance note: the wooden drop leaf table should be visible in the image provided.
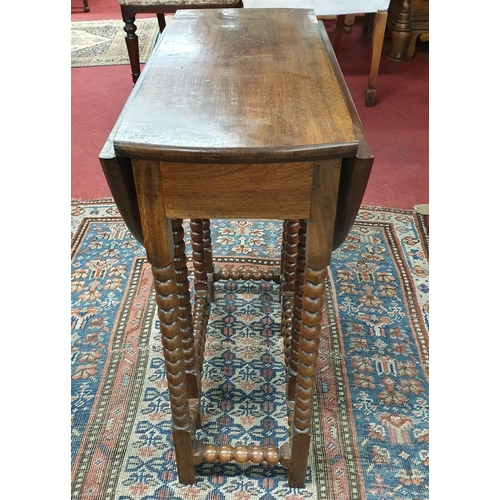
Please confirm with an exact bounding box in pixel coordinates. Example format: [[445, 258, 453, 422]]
[[100, 8, 373, 488]]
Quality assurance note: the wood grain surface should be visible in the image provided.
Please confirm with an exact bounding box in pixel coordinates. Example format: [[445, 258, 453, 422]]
[[113, 8, 358, 163]]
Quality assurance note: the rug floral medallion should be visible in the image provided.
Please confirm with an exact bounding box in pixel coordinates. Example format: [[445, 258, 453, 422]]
[[71, 200, 429, 500]]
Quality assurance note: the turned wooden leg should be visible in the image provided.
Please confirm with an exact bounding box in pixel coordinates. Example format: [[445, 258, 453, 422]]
[[156, 12, 166, 32], [190, 220, 210, 294], [288, 160, 342, 488], [189, 219, 210, 384], [200, 218, 219, 301], [201, 219, 214, 274], [288, 266, 327, 487], [406, 32, 428, 60], [287, 219, 306, 402], [132, 160, 195, 484], [172, 219, 200, 402], [388, 0, 412, 61], [122, 13, 140, 83], [281, 220, 300, 394], [365, 10, 388, 107], [281, 220, 300, 299], [279, 221, 286, 302]]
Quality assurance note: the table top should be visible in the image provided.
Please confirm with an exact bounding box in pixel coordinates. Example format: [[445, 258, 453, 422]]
[[113, 8, 359, 164]]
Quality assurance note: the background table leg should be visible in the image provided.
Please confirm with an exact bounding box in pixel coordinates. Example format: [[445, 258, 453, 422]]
[[288, 219, 306, 401], [172, 218, 200, 402]]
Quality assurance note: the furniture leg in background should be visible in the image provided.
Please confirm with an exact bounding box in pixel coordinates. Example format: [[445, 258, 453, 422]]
[[243, 1, 391, 106], [119, 0, 243, 83], [388, 0, 429, 61]]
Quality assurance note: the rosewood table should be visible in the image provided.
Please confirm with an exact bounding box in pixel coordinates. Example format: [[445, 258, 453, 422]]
[[100, 8, 373, 488]]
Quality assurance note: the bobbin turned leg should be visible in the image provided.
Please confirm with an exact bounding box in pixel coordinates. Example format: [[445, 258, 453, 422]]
[[288, 265, 327, 487], [281, 220, 300, 301], [286, 219, 306, 402], [281, 219, 300, 400], [172, 219, 201, 422], [202, 219, 220, 290], [189, 219, 211, 405], [190, 219, 212, 301], [132, 160, 195, 484], [288, 160, 342, 488]]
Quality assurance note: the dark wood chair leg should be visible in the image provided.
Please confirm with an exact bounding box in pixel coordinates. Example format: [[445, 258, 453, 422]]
[[157, 12, 167, 32], [82, 0, 90, 12], [122, 12, 141, 83]]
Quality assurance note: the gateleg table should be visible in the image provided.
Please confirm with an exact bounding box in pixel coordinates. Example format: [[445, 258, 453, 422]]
[[100, 8, 373, 488]]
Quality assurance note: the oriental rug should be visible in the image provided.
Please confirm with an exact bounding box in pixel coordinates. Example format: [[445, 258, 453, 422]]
[[71, 200, 429, 500], [71, 18, 168, 68]]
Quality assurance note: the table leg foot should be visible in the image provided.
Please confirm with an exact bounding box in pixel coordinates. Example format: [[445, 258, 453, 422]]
[[365, 88, 377, 107], [288, 433, 310, 488]]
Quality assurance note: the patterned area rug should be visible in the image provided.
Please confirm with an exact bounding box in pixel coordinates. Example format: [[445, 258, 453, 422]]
[[71, 200, 429, 500], [71, 18, 167, 68]]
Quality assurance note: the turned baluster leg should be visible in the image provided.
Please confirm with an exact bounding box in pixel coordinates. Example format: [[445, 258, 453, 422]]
[[288, 160, 342, 488], [132, 160, 195, 484], [172, 219, 200, 405], [388, 0, 412, 61], [122, 10, 140, 84], [365, 10, 388, 107], [287, 219, 306, 402], [156, 13, 166, 33]]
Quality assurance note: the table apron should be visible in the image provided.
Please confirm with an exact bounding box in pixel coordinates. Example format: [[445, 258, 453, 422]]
[[153, 160, 338, 220]]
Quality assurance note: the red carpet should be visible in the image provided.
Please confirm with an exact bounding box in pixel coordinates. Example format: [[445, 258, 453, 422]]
[[71, 1, 428, 209]]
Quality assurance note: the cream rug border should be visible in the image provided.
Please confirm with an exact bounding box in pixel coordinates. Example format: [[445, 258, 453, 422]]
[[71, 18, 162, 68]]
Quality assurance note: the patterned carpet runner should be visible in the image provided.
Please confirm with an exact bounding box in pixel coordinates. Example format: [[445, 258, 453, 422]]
[[71, 200, 429, 499], [71, 18, 167, 68]]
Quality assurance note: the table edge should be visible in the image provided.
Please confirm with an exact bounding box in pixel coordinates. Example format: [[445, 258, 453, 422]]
[[112, 141, 360, 164]]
